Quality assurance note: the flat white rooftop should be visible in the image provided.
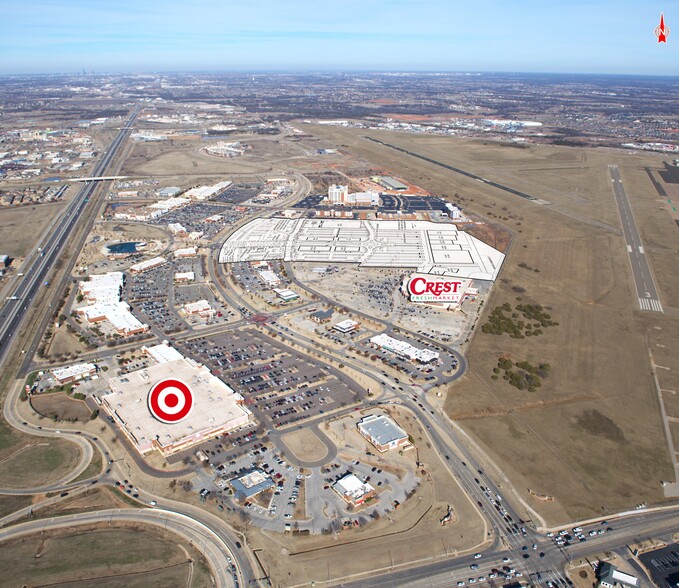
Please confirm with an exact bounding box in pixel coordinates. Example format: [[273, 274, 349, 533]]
[[219, 218, 504, 281], [130, 256, 167, 273], [333, 473, 374, 501], [103, 357, 252, 455], [143, 342, 184, 365], [52, 362, 96, 381], [333, 319, 359, 332]]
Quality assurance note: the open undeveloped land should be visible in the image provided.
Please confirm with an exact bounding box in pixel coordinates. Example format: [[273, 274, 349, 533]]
[[281, 428, 328, 462], [0, 437, 81, 489], [0, 524, 210, 588], [121, 136, 298, 177], [0, 201, 66, 258], [304, 125, 679, 524], [31, 392, 92, 422]]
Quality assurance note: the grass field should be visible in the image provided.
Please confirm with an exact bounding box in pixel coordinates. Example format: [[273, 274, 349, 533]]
[[47, 327, 88, 357], [0, 202, 66, 258], [27, 487, 139, 522], [281, 428, 328, 462], [0, 495, 32, 520], [31, 392, 93, 422], [0, 438, 81, 489], [0, 418, 19, 458], [303, 125, 679, 523], [122, 140, 268, 176], [0, 525, 210, 588]]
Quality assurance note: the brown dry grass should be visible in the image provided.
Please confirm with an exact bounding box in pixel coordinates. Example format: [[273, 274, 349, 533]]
[[31, 392, 92, 422], [303, 125, 679, 524], [281, 428, 328, 462], [0, 201, 66, 257]]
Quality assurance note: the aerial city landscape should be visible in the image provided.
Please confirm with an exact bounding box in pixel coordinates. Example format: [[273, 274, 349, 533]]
[[1, 3, 679, 588]]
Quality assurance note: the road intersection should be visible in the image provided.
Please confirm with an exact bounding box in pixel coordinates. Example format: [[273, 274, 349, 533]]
[[0, 108, 677, 588]]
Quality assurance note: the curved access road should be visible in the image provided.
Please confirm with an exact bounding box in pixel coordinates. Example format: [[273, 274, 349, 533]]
[[270, 422, 337, 468], [1, 378, 259, 586], [0, 382, 95, 495], [0, 508, 236, 588]]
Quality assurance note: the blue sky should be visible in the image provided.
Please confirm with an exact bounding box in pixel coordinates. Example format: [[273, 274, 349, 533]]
[[1, 0, 677, 75]]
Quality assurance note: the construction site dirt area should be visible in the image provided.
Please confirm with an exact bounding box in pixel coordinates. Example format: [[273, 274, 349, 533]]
[[306, 124, 679, 524], [74, 221, 169, 271]]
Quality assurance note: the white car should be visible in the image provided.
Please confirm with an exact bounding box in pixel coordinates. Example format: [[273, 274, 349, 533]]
[[457, 582, 465, 587], [474, 553, 482, 559]]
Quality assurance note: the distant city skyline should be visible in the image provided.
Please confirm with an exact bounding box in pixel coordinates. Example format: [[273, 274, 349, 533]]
[[2, 1, 677, 76]]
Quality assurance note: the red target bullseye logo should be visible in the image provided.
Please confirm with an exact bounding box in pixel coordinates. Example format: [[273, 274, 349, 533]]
[[148, 379, 193, 424]]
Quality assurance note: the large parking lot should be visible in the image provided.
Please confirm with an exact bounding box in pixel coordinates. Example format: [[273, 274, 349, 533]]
[[192, 437, 418, 534], [212, 183, 262, 204], [127, 264, 173, 302], [358, 330, 458, 381], [148, 202, 246, 239], [181, 329, 361, 429], [175, 283, 237, 326], [231, 260, 292, 292], [135, 299, 184, 334]]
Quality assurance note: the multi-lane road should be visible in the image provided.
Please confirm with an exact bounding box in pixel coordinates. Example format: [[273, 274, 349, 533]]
[[1, 120, 678, 588], [0, 107, 139, 364], [609, 164, 663, 313], [0, 508, 237, 587]]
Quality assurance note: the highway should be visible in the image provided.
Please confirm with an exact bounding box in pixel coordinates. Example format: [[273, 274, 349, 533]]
[[0, 508, 236, 587], [1, 125, 678, 587], [0, 107, 139, 365], [609, 164, 663, 313]]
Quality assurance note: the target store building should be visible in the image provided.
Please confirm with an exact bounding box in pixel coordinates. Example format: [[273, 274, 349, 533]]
[[102, 357, 252, 457]]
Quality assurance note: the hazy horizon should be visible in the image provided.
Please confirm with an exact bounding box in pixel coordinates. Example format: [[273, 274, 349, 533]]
[[2, 1, 676, 76]]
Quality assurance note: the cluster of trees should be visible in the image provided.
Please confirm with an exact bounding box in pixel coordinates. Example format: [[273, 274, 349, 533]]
[[515, 303, 558, 328], [493, 358, 551, 392], [481, 302, 558, 338], [481, 303, 525, 338]]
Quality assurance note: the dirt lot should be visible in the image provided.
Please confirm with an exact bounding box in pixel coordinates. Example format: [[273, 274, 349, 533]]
[[0, 438, 81, 489], [31, 392, 92, 422], [304, 125, 678, 524], [281, 428, 328, 462], [0, 201, 66, 258], [0, 524, 210, 588]]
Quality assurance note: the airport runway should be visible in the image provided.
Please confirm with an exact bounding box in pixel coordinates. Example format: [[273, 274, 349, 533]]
[[608, 165, 663, 313]]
